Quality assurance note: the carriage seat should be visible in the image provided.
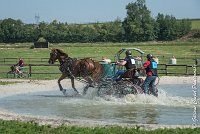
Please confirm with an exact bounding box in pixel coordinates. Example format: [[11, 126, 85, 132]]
[[120, 68, 139, 79], [120, 68, 144, 86]]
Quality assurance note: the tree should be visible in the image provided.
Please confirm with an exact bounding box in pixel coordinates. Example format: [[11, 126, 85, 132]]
[[0, 25, 4, 42], [0, 18, 25, 42], [178, 19, 191, 37], [122, 0, 156, 42], [106, 19, 123, 42], [156, 13, 191, 41]]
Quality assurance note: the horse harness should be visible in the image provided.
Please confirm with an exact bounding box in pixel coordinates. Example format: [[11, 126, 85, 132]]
[[80, 58, 96, 76], [59, 57, 96, 84], [59, 57, 75, 78]]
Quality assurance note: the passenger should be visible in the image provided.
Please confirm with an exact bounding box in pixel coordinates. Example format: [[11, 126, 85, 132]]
[[112, 50, 136, 81], [152, 56, 159, 64], [143, 54, 158, 97], [15, 57, 25, 74], [101, 56, 111, 63]]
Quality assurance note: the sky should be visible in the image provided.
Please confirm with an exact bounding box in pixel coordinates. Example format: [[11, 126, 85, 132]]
[[0, 0, 199, 24]]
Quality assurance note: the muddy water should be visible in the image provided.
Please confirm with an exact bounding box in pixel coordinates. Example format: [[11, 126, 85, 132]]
[[0, 84, 199, 125]]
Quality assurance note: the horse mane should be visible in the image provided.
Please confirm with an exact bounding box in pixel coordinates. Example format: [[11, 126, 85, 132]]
[[53, 48, 68, 57]]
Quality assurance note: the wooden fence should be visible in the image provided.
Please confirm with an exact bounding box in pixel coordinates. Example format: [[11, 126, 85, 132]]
[[0, 64, 199, 77], [157, 64, 200, 75], [0, 58, 49, 63]]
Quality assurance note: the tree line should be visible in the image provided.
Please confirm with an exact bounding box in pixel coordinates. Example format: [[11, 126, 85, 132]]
[[0, 0, 191, 43]]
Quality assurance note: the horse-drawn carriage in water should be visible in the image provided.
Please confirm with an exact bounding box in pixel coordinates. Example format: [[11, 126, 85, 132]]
[[97, 48, 147, 98], [48, 48, 158, 98]]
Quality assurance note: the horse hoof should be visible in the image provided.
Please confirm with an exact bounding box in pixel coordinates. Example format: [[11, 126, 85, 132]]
[[74, 89, 79, 94], [62, 89, 66, 95], [76, 92, 82, 96], [89, 85, 94, 88], [82, 91, 86, 95]]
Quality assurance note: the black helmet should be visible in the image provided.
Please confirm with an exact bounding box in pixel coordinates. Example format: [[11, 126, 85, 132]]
[[125, 50, 132, 56], [147, 54, 153, 59]]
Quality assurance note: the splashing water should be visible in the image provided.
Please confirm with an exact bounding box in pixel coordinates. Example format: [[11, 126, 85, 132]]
[[123, 89, 199, 107], [0, 81, 199, 125], [60, 85, 199, 108]]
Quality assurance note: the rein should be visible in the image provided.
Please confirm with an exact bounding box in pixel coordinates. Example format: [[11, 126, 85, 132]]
[[63, 57, 93, 85], [51, 49, 98, 85], [155, 76, 160, 86]]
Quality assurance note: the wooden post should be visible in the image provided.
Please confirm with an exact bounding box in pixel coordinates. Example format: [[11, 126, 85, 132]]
[[29, 64, 32, 77], [186, 65, 188, 75], [165, 64, 167, 75]]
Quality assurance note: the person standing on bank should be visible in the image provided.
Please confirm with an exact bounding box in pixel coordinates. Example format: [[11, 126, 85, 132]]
[[113, 50, 136, 81], [143, 54, 158, 97]]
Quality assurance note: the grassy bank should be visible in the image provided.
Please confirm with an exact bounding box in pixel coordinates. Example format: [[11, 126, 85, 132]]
[[0, 120, 199, 134], [0, 42, 199, 79], [0, 42, 199, 62], [0, 81, 20, 85], [191, 19, 200, 30]]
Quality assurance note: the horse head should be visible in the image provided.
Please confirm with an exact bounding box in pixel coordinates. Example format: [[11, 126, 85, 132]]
[[48, 48, 68, 64]]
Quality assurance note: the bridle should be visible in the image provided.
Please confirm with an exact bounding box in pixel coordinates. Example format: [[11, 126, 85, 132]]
[[49, 50, 58, 63]]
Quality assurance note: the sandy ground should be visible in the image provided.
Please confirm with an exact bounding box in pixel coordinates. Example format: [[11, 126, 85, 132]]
[[0, 76, 199, 129]]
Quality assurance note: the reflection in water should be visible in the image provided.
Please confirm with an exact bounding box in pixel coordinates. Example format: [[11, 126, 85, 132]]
[[143, 106, 158, 124], [0, 84, 199, 125]]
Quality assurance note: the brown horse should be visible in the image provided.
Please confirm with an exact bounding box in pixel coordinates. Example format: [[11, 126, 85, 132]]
[[48, 48, 103, 95]]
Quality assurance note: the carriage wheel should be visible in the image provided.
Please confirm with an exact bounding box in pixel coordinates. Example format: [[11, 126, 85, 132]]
[[148, 87, 158, 97], [117, 80, 143, 95], [97, 80, 144, 97], [97, 81, 115, 97]]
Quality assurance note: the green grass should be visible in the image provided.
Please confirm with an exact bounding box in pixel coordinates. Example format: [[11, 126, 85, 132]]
[[0, 42, 199, 62], [191, 19, 200, 30], [0, 81, 20, 85], [0, 42, 200, 79], [0, 119, 200, 134]]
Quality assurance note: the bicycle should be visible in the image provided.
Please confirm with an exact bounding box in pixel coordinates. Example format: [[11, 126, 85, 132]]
[[7, 65, 29, 78]]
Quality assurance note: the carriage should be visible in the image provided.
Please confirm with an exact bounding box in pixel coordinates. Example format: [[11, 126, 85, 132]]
[[48, 48, 157, 97], [97, 48, 146, 97]]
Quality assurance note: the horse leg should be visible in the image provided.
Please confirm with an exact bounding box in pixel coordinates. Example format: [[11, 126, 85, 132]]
[[58, 74, 67, 91], [71, 78, 79, 94], [83, 84, 89, 95], [83, 77, 94, 95]]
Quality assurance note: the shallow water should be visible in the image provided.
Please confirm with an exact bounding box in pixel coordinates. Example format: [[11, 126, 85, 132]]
[[0, 83, 199, 125]]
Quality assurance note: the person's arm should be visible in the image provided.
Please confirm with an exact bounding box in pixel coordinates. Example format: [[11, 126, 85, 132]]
[[19, 60, 24, 67], [15, 62, 19, 66], [21, 62, 24, 67], [116, 60, 127, 66], [143, 61, 150, 68]]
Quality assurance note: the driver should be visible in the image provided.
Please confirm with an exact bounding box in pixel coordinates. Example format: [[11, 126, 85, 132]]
[[112, 50, 136, 81]]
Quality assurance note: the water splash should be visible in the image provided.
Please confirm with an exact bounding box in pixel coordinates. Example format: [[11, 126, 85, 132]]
[[74, 87, 200, 108], [123, 89, 195, 106]]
